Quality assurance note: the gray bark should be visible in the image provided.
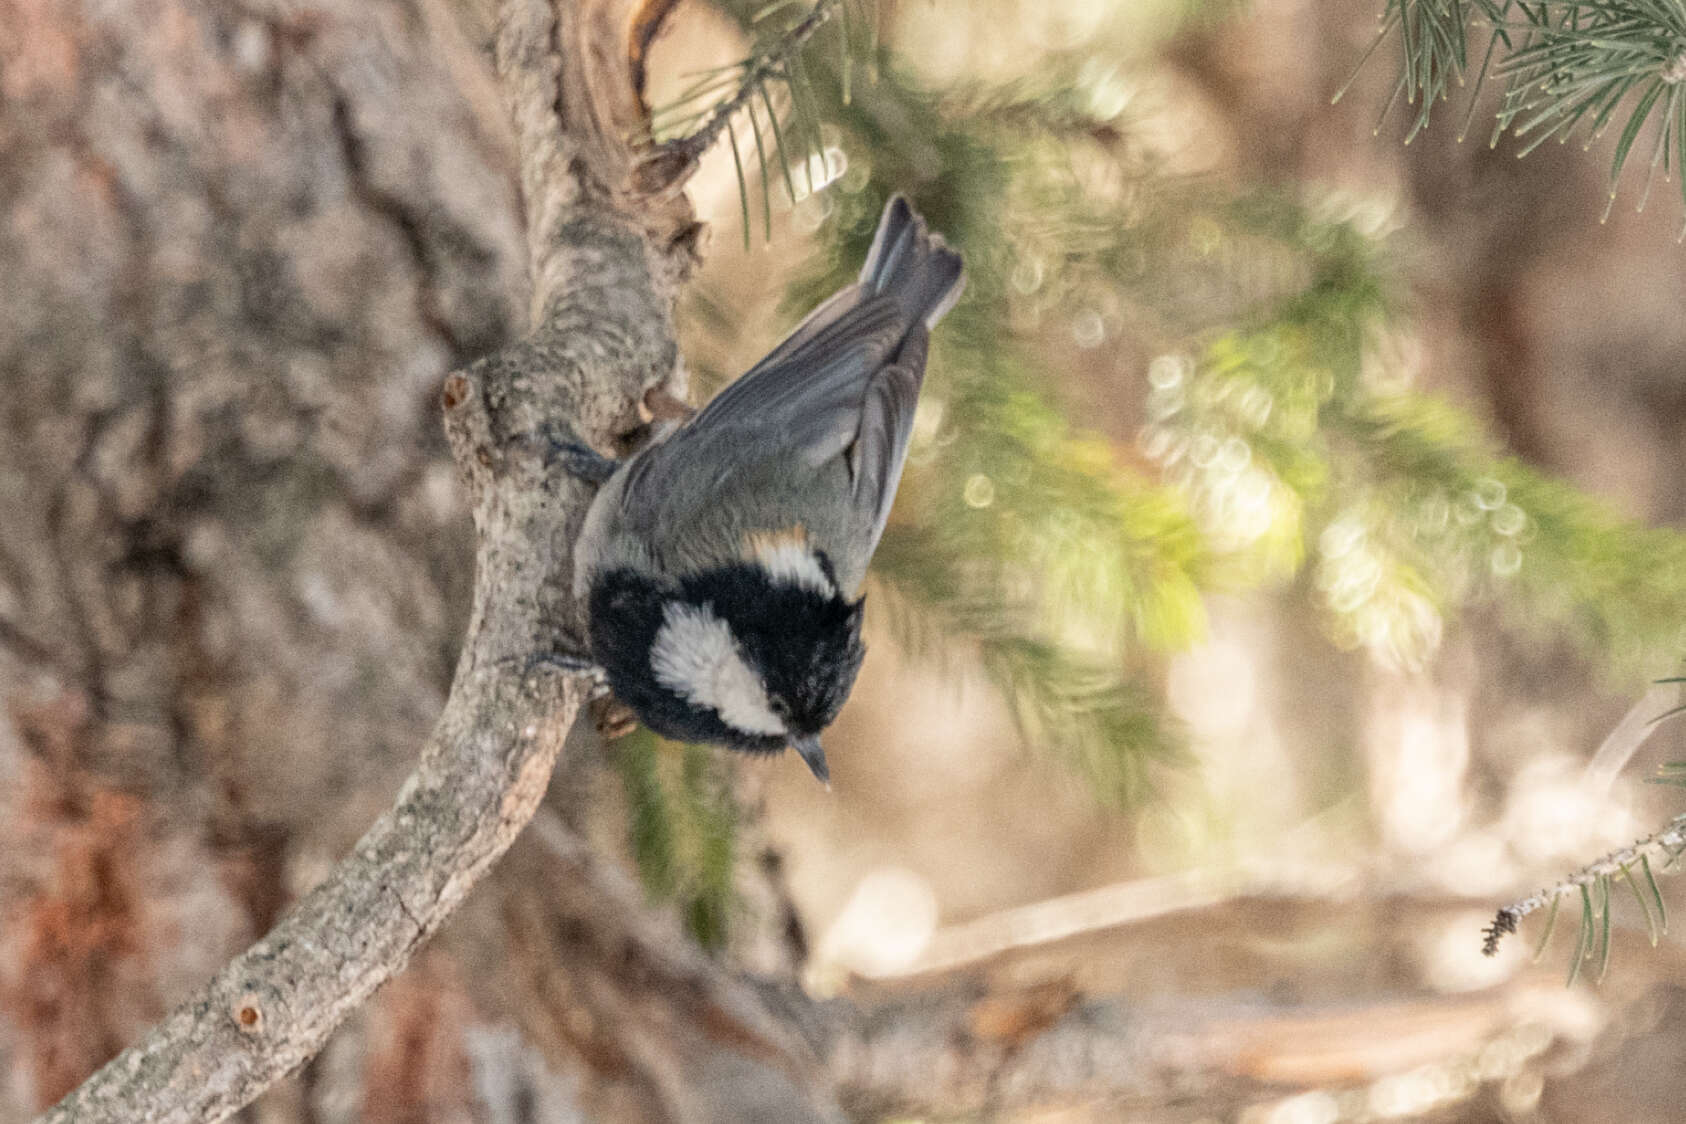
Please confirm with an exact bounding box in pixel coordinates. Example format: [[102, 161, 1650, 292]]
[[0, 0, 517, 1112]]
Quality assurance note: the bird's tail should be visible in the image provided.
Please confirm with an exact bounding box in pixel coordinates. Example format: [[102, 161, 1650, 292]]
[[858, 195, 966, 330]]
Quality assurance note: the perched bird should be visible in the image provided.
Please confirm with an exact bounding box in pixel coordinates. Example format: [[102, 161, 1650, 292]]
[[567, 195, 964, 784]]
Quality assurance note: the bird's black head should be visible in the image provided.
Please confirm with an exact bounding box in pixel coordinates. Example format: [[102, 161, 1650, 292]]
[[587, 558, 866, 764]]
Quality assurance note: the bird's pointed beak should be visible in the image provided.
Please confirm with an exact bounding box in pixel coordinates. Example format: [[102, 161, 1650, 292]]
[[790, 734, 830, 788]]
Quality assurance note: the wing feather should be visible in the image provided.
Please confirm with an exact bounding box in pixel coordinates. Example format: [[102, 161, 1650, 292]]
[[850, 339, 925, 551], [613, 195, 962, 581]]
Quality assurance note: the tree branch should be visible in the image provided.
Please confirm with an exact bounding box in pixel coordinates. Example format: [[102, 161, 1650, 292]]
[[817, 972, 1592, 1119], [498, 807, 1605, 1121], [475, 810, 845, 1120], [36, 0, 696, 1119]]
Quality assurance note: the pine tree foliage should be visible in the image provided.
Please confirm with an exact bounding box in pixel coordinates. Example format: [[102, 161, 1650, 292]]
[[619, 0, 1686, 944], [650, 0, 873, 246], [1162, 283, 1686, 678], [614, 730, 739, 950], [1348, 0, 1686, 224]]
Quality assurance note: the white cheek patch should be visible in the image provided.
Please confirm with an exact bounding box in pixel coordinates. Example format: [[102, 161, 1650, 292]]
[[650, 601, 786, 736], [745, 531, 834, 596]]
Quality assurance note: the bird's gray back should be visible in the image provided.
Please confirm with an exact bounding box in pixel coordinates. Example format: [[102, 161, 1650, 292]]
[[574, 195, 962, 603]]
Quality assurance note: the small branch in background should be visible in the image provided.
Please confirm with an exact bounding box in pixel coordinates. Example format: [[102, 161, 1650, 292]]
[[1345, 0, 1686, 228], [1481, 813, 1686, 960], [636, 0, 868, 239], [1582, 678, 1684, 795], [882, 862, 1358, 978], [1482, 680, 1686, 971]]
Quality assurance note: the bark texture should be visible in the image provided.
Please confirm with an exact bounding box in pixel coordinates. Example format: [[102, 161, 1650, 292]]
[[1, 0, 517, 1113]]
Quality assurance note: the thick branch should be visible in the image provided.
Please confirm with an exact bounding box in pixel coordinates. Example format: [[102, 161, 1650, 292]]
[[35, 247, 662, 1124], [497, 0, 701, 326], [495, 801, 1605, 1121], [818, 973, 1592, 1119], [37, 0, 692, 1119]]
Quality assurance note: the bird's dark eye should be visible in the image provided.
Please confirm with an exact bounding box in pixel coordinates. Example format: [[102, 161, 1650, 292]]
[[770, 697, 790, 719]]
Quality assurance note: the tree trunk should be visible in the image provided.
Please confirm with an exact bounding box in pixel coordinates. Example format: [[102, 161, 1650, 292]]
[[1, 0, 841, 1114], [0, 0, 548, 1114]]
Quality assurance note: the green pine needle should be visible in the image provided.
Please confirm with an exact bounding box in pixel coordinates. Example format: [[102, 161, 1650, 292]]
[[1642, 854, 1668, 936], [1533, 894, 1561, 961], [648, 0, 864, 242], [1619, 859, 1661, 946], [1567, 881, 1594, 986], [612, 730, 739, 950], [1352, 0, 1686, 221]]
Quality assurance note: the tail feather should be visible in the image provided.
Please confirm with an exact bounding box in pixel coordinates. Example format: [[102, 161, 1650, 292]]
[[858, 195, 966, 330]]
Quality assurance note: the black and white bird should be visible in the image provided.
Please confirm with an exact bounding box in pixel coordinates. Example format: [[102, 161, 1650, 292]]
[[567, 195, 964, 784]]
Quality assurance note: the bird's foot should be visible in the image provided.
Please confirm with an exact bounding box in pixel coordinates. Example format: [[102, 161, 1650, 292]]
[[523, 650, 611, 700], [590, 695, 639, 740], [642, 386, 695, 424], [547, 440, 620, 485]]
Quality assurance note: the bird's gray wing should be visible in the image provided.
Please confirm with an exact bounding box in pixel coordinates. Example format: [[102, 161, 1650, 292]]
[[611, 194, 960, 575], [685, 294, 903, 447], [616, 293, 910, 525], [848, 329, 926, 553]]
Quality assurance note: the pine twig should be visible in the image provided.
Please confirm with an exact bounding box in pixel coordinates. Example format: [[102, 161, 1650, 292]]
[[662, 0, 845, 164], [1481, 813, 1686, 956]]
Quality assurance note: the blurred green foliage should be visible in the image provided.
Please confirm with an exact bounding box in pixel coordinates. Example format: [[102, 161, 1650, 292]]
[[623, 0, 1686, 947], [614, 729, 739, 951]]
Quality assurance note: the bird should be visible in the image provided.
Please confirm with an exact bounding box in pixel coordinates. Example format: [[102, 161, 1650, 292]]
[[564, 194, 964, 785]]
